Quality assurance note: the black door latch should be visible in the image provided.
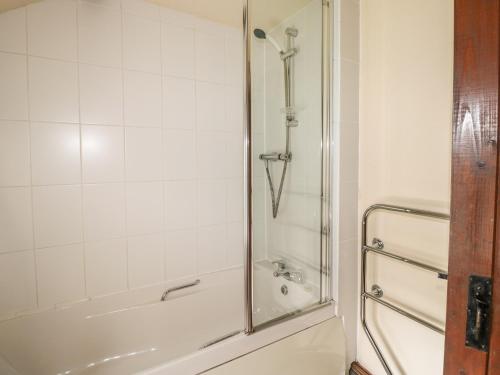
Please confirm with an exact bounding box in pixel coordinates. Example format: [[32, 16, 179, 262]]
[[465, 275, 492, 352]]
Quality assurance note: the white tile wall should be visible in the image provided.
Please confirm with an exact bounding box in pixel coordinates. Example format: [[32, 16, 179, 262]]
[[82, 125, 125, 183], [0, 121, 31, 186], [78, 2, 122, 68], [0, 251, 36, 315], [0, 0, 244, 317], [0, 188, 33, 253], [27, 0, 78, 61], [0, 52, 28, 120], [127, 233, 164, 287], [0, 7, 26, 54], [85, 238, 127, 297], [28, 57, 79, 123], [124, 70, 162, 127], [32, 185, 83, 248], [79, 64, 123, 125], [30, 122, 81, 185], [36, 244, 85, 307]]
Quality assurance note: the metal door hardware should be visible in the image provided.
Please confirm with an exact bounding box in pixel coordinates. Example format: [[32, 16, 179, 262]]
[[465, 275, 492, 352]]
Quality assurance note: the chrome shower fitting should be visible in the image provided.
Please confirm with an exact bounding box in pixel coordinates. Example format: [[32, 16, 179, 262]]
[[254, 26, 299, 218]]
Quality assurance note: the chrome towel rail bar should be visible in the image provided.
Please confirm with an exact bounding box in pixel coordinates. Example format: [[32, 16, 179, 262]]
[[361, 204, 450, 375], [161, 279, 200, 301]]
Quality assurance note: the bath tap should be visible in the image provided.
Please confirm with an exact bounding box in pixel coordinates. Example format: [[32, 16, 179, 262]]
[[272, 261, 303, 284]]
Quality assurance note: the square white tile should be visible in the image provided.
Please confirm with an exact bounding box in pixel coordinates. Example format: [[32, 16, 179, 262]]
[[125, 127, 162, 181], [0, 187, 33, 253], [27, 0, 77, 61], [197, 225, 226, 274], [128, 233, 164, 288], [85, 238, 127, 297], [123, 14, 161, 74], [79, 64, 123, 126], [126, 182, 164, 235], [30, 122, 81, 185], [197, 132, 225, 179], [124, 70, 162, 127], [28, 57, 79, 123], [162, 23, 195, 79], [36, 244, 85, 308], [165, 229, 196, 281], [226, 222, 243, 267], [164, 180, 196, 230], [0, 7, 26, 54], [226, 178, 243, 223], [0, 251, 36, 316], [196, 81, 225, 131], [83, 183, 126, 241], [225, 35, 243, 87], [32, 185, 83, 249], [78, 2, 122, 68], [163, 76, 195, 130], [0, 121, 30, 187], [198, 180, 226, 226], [82, 125, 124, 183], [225, 86, 243, 133], [225, 133, 243, 178], [195, 31, 225, 83], [163, 130, 196, 180], [0, 52, 28, 121]]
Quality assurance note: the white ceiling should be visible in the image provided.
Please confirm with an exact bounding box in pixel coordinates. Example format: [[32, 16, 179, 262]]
[[0, 0, 312, 29]]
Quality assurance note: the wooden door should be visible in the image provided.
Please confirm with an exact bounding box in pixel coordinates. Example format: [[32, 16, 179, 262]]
[[444, 0, 500, 374]]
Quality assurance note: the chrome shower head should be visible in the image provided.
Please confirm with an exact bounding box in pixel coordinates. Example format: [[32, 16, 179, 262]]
[[253, 28, 266, 39], [253, 28, 283, 54]]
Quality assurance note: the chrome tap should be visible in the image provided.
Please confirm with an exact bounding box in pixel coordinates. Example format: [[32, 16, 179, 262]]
[[272, 261, 303, 284]]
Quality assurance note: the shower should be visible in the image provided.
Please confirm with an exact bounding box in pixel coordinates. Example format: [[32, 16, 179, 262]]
[[254, 27, 299, 218]]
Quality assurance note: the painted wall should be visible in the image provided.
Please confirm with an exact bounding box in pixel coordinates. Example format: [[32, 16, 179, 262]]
[[0, 0, 244, 320], [358, 0, 453, 374]]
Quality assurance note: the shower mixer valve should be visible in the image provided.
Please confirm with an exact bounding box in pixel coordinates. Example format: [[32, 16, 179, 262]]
[[272, 261, 303, 284]]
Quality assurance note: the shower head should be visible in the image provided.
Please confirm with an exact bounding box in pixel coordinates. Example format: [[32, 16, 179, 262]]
[[253, 28, 283, 54], [253, 28, 266, 39]]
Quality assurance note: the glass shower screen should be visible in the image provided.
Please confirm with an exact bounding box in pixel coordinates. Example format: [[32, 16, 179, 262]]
[[247, 0, 330, 329]]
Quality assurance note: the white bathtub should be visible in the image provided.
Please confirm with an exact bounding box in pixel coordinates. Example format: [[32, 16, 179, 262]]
[[0, 266, 338, 375]]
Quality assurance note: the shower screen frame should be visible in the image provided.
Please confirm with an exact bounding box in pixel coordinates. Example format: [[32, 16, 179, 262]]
[[243, 0, 333, 334]]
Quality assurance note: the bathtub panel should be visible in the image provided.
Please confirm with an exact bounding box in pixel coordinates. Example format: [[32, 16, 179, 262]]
[[203, 318, 346, 375]]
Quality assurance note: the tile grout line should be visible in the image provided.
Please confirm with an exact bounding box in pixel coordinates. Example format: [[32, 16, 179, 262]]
[[193, 28, 200, 278], [24, 3, 40, 311], [75, 1, 88, 299], [120, 0, 130, 292], [159, 19, 167, 283]]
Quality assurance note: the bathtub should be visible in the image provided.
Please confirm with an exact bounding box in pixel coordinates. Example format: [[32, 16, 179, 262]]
[[0, 265, 338, 375]]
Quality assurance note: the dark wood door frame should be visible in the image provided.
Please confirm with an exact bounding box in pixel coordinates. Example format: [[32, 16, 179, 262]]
[[444, 0, 500, 374]]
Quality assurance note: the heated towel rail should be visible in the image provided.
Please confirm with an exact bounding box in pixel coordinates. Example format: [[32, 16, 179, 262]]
[[361, 204, 450, 375]]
